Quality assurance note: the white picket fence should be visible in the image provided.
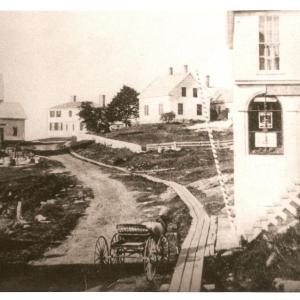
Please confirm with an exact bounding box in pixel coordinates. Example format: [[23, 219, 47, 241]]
[[76, 133, 143, 153], [146, 139, 233, 151]]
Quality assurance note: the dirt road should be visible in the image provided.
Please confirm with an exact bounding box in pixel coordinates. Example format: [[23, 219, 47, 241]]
[[33, 154, 143, 266]]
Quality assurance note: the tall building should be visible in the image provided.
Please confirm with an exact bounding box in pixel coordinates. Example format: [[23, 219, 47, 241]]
[[228, 11, 300, 237]]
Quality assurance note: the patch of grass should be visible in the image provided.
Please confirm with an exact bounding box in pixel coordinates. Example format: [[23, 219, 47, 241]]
[[0, 158, 94, 263], [98, 123, 232, 146], [75, 142, 233, 184]]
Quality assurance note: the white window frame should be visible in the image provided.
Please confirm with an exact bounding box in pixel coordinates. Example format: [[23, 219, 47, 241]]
[[144, 105, 149, 116], [259, 15, 280, 71]]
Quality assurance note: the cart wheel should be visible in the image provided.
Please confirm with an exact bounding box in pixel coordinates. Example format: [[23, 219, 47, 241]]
[[94, 236, 109, 269], [144, 237, 158, 281], [158, 235, 169, 263], [110, 233, 125, 265]]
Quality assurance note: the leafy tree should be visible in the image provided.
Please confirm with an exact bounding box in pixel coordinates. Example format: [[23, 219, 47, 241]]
[[107, 85, 139, 127], [160, 111, 176, 123], [79, 102, 110, 133]]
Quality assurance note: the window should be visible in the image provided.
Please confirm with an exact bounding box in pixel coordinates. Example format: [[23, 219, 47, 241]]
[[144, 105, 149, 116], [193, 88, 198, 98], [13, 127, 18, 136], [248, 95, 283, 154], [69, 110, 72, 117], [178, 103, 183, 115], [54, 123, 59, 131], [80, 122, 84, 131], [159, 104, 163, 115], [50, 111, 55, 118], [56, 110, 61, 117], [259, 15, 279, 70], [181, 87, 186, 97], [197, 104, 202, 116]]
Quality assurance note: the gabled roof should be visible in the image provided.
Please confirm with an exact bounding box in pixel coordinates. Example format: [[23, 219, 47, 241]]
[[50, 101, 103, 110], [0, 101, 26, 119], [140, 72, 193, 98], [50, 101, 83, 109]]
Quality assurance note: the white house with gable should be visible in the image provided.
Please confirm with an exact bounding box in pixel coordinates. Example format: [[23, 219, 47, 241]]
[[229, 11, 300, 237], [139, 65, 209, 123], [48, 95, 106, 138]]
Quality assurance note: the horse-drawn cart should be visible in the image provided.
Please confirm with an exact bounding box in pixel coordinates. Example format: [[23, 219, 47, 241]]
[[94, 223, 179, 281]]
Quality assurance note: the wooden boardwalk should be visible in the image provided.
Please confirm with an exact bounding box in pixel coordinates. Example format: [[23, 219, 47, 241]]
[[168, 183, 211, 292], [70, 151, 220, 292]]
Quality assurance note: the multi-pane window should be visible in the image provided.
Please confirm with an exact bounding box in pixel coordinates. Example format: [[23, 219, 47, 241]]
[[144, 105, 149, 116], [181, 87, 186, 97], [69, 110, 72, 117], [178, 103, 183, 115], [158, 104, 163, 115], [193, 88, 198, 98], [197, 104, 202, 116], [248, 95, 283, 154], [50, 111, 55, 118], [56, 110, 62, 117], [259, 15, 279, 70], [54, 123, 59, 131]]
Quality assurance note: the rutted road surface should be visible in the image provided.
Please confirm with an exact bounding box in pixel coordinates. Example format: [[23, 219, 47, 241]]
[[33, 154, 143, 266]]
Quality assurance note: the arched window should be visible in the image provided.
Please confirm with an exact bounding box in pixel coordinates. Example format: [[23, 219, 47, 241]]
[[248, 95, 283, 154]]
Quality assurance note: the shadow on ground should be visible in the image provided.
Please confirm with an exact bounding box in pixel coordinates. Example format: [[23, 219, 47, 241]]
[[0, 262, 174, 292]]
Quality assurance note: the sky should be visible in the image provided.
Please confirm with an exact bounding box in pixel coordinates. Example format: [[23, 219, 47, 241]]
[[0, 11, 233, 140]]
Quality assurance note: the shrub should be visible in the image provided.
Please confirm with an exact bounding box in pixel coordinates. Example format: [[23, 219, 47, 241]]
[[160, 111, 176, 123]]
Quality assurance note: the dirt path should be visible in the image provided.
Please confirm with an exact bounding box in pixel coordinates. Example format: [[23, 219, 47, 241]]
[[33, 154, 143, 265]]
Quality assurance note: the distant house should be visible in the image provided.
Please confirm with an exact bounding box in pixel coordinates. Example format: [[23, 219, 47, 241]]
[[209, 88, 233, 121], [48, 95, 85, 138], [139, 65, 209, 123], [48, 95, 106, 138], [0, 101, 26, 146]]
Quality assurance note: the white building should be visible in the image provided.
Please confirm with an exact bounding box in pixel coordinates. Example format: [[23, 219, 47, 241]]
[[48, 96, 86, 137], [139, 66, 209, 123], [228, 11, 300, 236], [48, 95, 106, 138]]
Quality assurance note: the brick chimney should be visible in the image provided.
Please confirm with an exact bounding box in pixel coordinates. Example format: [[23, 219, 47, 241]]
[[72, 95, 77, 102], [102, 94, 106, 107], [184, 65, 188, 73], [169, 67, 173, 75]]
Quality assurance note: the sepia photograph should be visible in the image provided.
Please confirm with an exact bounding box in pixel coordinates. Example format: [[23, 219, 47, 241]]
[[0, 1, 300, 295]]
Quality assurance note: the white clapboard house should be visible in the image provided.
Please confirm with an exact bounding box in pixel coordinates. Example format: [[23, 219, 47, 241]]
[[48, 95, 105, 137], [139, 66, 210, 123]]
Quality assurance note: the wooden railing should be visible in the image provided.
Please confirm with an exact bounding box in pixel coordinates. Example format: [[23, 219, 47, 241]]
[[146, 139, 233, 151]]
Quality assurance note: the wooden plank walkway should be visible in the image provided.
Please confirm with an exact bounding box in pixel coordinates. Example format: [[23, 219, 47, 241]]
[[168, 182, 211, 292], [70, 152, 214, 292]]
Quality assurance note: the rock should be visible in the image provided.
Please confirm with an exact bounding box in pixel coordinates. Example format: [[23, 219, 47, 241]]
[[159, 284, 170, 292], [74, 200, 85, 204], [203, 284, 215, 291], [273, 278, 300, 292], [35, 214, 47, 222], [23, 224, 31, 229], [46, 199, 57, 205], [146, 187, 153, 191]]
